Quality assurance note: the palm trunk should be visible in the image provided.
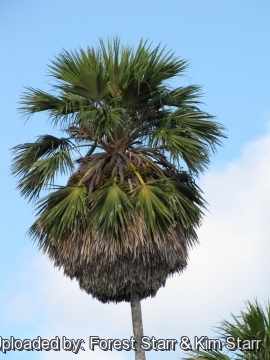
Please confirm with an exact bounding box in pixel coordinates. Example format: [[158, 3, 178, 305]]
[[130, 293, 146, 360]]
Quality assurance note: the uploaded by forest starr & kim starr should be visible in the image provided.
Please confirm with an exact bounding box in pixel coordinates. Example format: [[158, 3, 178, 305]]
[[0, 335, 262, 354]]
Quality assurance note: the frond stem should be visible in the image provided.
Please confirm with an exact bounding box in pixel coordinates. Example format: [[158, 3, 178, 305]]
[[130, 161, 145, 186]]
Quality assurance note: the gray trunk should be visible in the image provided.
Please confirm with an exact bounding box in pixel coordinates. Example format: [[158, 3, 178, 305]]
[[130, 293, 146, 360]]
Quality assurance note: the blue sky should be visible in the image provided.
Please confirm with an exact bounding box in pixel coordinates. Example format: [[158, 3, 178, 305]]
[[1, 1, 270, 359]]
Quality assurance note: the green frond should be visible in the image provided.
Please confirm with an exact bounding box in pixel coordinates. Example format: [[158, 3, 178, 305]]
[[150, 115, 226, 173], [11, 135, 74, 175], [169, 114, 226, 152], [217, 299, 270, 356], [166, 178, 205, 228], [134, 182, 174, 237], [157, 85, 203, 108], [99, 37, 132, 90], [49, 48, 109, 102], [11, 135, 75, 201], [150, 127, 209, 173], [132, 177, 204, 238], [118, 40, 188, 106], [184, 300, 270, 360], [19, 88, 93, 125], [29, 185, 88, 250], [131, 39, 188, 85], [89, 181, 134, 241], [16, 150, 74, 201]]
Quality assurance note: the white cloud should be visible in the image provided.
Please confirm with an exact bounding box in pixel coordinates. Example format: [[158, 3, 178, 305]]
[[2, 126, 270, 360]]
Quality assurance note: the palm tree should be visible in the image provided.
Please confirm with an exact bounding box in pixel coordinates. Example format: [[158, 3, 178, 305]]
[[218, 299, 270, 360], [184, 299, 270, 360], [11, 38, 226, 360]]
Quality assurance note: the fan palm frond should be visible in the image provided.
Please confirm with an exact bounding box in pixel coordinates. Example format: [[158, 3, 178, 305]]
[[29, 185, 88, 248], [11, 135, 75, 200], [217, 299, 270, 358]]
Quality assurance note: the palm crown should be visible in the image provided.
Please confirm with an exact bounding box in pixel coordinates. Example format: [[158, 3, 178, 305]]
[[12, 39, 226, 303]]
